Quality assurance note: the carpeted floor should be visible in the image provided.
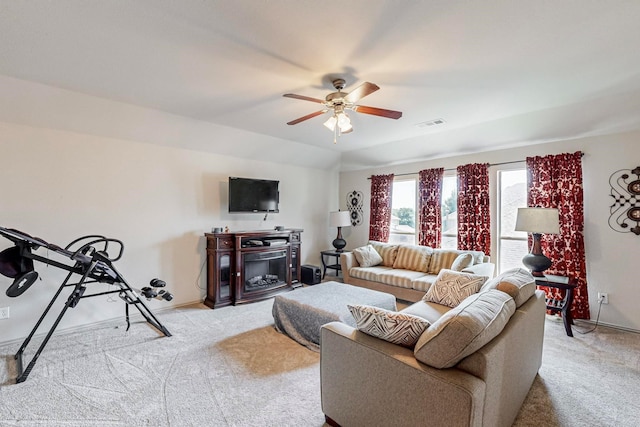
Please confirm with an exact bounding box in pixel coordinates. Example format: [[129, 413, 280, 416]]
[[0, 299, 638, 426]]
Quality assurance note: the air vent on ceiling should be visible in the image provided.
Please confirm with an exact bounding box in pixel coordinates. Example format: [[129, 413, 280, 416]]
[[416, 118, 446, 128]]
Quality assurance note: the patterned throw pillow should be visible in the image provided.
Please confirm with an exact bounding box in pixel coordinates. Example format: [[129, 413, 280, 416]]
[[450, 253, 474, 271], [423, 269, 488, 308], [348, 304, 430, 347], [352, 244, 384, 267]]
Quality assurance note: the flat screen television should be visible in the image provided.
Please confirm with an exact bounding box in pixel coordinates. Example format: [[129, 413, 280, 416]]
[[228, 177, 279, 213]]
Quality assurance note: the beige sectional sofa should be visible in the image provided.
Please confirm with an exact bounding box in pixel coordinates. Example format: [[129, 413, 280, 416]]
[[341, 241, 496, 302], [321, 268, 546, 427]]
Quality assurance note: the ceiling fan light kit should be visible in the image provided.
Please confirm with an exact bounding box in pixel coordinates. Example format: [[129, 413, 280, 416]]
[[284, 78, 402, 143]]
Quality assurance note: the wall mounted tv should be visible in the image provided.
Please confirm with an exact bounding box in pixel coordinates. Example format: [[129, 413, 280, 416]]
[[228, 177, 279, 213]]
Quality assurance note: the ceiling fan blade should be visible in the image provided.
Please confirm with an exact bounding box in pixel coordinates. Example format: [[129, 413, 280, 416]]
[[344, 82, 380, 103], [353, 105, 402, 120], [286, 110, 326, 125], [283, 93, 325, 104]]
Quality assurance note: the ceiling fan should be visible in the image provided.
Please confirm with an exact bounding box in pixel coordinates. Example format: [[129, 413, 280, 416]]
[[283, 79, 402, 143]]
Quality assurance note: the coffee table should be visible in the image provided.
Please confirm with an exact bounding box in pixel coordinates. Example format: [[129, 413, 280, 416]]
[[272, 281, 397, 351]]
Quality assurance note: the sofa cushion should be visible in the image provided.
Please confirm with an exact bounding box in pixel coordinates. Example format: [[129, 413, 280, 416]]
[[427, 250, 459, 274], [423, 269, 488, 308], [410, 274, 439, 293], [414, 289, 516, 368], [481, 267, 535, 308], [348, 304, 430, 347], [369, 241, 399, 267], [349, 266, 393, 283], [352, 244, 383, 267], [428, 250, 486, 274], [450, 253, 474, 271], [400, 300, 452, 325], [377, 269, 429, 289], [392, 244, 433, 272]]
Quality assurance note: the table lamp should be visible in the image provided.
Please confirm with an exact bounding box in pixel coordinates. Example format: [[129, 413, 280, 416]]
[[514, 207, 560, 277], [329, 210, 351, 252]]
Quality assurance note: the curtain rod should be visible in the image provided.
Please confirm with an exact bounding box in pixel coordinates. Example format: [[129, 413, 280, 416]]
[[368, 159, 524, 179], [367, 152, 584, 179]]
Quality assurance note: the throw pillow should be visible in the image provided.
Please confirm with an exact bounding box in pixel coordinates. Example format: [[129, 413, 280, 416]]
[[423, 269, 488, 308], [352, 244, 384, 267], [450, 253, 474, 271], [368, 241, 399, 267], [348, 304, 430, 347], [392, 244, 433, 272], [414, 289, 516, 368]]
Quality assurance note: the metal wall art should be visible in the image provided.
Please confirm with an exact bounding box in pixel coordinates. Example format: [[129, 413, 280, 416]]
[[346, 190, 364, 226], [609, 166, 640, 235]]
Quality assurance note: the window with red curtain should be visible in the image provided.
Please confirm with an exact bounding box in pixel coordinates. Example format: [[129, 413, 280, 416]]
[[418, 168, 444, 247], [457, 163, 491, 255], [369, 174, 394, 242], [527, 151, 589, 319]]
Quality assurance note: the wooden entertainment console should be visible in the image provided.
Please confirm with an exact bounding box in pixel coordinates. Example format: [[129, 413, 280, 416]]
[[203, 229, 302, 308]]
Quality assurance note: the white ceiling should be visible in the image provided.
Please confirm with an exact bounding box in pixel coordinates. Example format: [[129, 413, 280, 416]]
[[1, 0, 640, 170]]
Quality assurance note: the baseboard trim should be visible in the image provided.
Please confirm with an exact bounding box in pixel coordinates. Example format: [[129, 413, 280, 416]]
[[573, 319, 640, 334], [0, 299, 203, 348]]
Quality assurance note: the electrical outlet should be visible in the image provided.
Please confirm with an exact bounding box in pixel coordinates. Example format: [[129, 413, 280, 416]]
[[598, 292, 609, 304], [0, 306, 9, 320]]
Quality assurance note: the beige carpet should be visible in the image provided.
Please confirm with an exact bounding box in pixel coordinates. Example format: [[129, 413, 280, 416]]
[[0, 299, 638, 426]]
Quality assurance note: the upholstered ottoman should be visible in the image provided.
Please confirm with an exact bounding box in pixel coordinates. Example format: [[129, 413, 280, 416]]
[[272, 281, 397, 350]]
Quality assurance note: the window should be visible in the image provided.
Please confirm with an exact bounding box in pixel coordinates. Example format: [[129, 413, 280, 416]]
[[389, 178, 416, 244], [441, 175, 457, 249], [497, 169, 528, 274]]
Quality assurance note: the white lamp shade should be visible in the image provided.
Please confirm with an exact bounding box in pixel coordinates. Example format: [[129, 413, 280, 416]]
[[329, 210, 351, 227], [515, 208, 560, 234], [323, 115, 337, 131]]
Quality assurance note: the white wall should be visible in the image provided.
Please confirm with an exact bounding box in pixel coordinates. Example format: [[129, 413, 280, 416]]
[[0, 121, 340, 343], [339, 131, 640, 332]]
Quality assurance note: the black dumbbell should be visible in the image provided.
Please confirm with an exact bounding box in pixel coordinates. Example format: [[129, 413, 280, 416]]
[[150, 278, 166, 288]]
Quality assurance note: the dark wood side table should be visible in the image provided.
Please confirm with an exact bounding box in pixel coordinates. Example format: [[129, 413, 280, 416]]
[[534, 274, 578, 337], [320, 250, 347, 279]]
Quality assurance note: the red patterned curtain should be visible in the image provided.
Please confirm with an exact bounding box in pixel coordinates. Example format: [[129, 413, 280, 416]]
[[369, 174, 395, 242], [418, 168, 444, 247], [457, 163, 491, 255], [527, 151, 589, 319]]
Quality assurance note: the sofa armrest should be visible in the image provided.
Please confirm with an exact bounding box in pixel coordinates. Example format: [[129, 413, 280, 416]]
[[462, 262, 495, 278], [455, 290, 545, 427], [340, 252, 358, 284], [321, 322, 486, 427]]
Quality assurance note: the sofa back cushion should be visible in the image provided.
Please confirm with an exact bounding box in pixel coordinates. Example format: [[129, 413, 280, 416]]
[[422, 269, 488, 308], [414, 289, 516, 368], [427, 250, 459, 274], [450, 253, 474, 271], [428, 249, 486, 274], [352, 244, 384, 267], [369, 241, 399, 267], [481, 267, 536, 308], [392, 244, 433, 272]]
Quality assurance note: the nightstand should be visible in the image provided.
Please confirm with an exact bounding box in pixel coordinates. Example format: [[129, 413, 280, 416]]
[[320, 250, 348, 279], [534, 274, 577, 337]]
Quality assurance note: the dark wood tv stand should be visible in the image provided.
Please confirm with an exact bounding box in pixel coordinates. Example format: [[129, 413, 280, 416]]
[[203, 229, 302, 308]]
